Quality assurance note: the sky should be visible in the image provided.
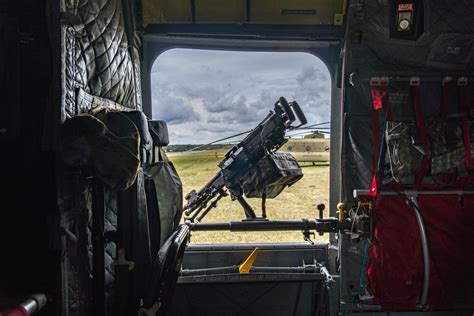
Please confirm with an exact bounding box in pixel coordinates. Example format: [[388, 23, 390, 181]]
[[151, 49, 331, 144]]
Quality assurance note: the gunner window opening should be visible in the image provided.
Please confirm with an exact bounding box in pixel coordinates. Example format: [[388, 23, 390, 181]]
[[151, 48, 331, 243]]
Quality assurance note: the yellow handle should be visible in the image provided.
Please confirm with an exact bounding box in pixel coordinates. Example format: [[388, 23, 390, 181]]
[[239, 247, 259, 274]]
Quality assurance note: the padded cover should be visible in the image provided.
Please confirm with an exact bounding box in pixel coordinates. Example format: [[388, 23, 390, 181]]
[[63, 0, 140, 117], [58, 0, 142, 314]]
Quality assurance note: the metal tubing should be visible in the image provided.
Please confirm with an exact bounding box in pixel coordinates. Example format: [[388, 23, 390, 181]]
[[181, 265, 317, 276], [353, 189, 474, 198], [181, 265, 239, 276], [20, 294, 47, 314], [21, 299, 38, 313], [187, 219, 338, 233], [408, 197, 429, 308]]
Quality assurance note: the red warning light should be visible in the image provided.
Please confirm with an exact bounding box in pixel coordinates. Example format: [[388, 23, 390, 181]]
[[397, 3, 414, 31], [398, 3, 414, 11]]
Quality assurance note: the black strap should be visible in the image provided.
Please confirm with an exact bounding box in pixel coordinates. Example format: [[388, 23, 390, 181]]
[[144, 174, 161, 259], [113, 258, 133, 315], [410, 78, 430, 186], [115, 187, 135, 315], [131, 171, 153, 307], [92, 180, 106, 316], [114, 171, 152, 314]]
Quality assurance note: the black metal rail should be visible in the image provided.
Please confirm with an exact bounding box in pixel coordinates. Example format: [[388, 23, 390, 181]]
[[186, 218, 338, 233]]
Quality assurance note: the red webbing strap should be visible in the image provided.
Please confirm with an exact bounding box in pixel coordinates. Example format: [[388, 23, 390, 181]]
[[370, 105, 381, 196], [441, 77, 455, 120], [369, 77, 391, 196], [458, 77, 472, 170], [411, 77, 430, 185]]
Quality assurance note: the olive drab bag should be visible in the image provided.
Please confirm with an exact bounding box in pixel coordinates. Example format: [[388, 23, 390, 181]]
[[60, 110, 141, 190]]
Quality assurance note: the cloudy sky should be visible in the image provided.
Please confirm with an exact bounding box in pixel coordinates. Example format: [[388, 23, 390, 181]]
[[151, 49, 331, 144]]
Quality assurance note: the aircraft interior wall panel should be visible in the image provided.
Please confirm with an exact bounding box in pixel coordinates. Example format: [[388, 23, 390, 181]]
[[142, 0, 346, 25]]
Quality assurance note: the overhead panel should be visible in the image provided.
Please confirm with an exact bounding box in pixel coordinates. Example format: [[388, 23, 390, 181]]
[[196, 0, 245, 23], [142, 0, 192, 24], [142, 0, 346, 26]]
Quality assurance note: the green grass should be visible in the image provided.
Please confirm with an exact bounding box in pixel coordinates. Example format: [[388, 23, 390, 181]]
[[169, 150, 330, 244]]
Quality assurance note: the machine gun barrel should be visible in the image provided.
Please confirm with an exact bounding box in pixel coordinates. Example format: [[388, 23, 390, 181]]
[[187, 218, 338, 233]]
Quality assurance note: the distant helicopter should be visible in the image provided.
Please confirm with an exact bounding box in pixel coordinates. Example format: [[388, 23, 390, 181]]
[[279, 131, 330, 164], [182, 122, 330, 165]]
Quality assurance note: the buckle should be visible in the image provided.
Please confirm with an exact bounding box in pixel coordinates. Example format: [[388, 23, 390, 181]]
[[370, 76, 389, 86], [458, 77, 468, 86], [410, 76, 420, 86], [111, 248, 135, 272], [442, 76, 454, 86]]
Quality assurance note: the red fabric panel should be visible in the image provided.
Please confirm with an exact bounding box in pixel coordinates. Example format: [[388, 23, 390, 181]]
[[368, 194, 474, 310]]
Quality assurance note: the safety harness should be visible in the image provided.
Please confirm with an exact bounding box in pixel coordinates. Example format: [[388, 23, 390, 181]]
[[371, 76, 472, 191]]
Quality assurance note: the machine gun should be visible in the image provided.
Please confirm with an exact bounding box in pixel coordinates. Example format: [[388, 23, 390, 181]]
[[184, 97, 307, 222]]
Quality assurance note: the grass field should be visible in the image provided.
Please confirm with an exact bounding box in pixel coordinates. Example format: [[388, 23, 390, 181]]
[[169, 150, 330, 244]]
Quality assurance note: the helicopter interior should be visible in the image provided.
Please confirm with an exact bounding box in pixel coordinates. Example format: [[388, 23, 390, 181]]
[[2, 0, 474, 315]]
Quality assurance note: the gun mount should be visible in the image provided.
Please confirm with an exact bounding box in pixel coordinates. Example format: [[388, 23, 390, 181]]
[[184, 97, 307, 222]]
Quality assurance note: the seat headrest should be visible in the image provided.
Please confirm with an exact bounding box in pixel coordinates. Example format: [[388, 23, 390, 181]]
[[148, 120, 169, 147]]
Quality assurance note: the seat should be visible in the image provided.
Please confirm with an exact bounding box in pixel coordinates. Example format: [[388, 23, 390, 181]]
[[140, 224, 190, 316]]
